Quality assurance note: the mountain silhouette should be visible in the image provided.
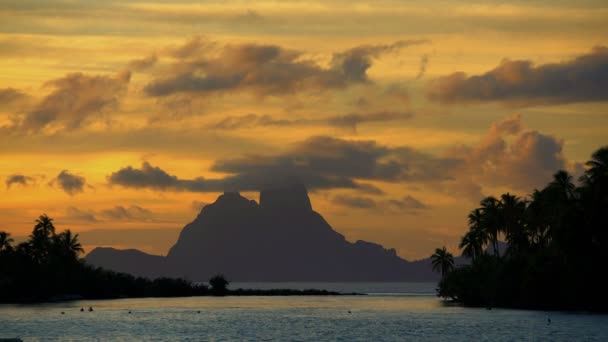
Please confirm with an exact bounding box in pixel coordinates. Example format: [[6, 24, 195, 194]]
[[86, 184, 441, 281]]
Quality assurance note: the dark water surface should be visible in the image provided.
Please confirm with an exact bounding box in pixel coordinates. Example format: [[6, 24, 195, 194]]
[[1, 283, 607, 341]]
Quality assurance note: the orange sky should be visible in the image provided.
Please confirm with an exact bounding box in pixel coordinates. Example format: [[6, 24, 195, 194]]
[[1, 0, 607, 260]]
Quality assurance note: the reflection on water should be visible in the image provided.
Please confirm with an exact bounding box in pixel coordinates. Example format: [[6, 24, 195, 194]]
[[1, 283, 607, 341]]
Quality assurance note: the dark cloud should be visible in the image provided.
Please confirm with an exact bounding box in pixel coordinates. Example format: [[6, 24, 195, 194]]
[[0, 87, 28, 104], [330, 40, 428, 83], [99, 205, 153, 221], [5, 174, 34, 189], [127, 54, 158, 71], [415, 54, 429, 80], [426, 46, 608, 106], [332, 194, 376, 209], [208, 114, 301, 130], [51, 170, 86, 195], [108, 136, 458, 193], [108, 162, 186, 190], [66, 206, 97, 222], [388, 195, 429, 210], [145, 38, 427, 98], [207, 111, 414, 132], [16, 71, 130, 133], [327, 111, 414, 132]]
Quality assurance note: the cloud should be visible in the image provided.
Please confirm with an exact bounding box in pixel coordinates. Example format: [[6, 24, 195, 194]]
[[66, 206, 97, 222], [0, 88, 28, 104], [127, 54, 158, 71], [108, 136, 459, 193], [332, 194, 376, 208], [15, 71, 130, 133], [330, 40, 428, 83], [207, 111, 414, 132], [145, 38, 427, 98], [99, 205, 154, 221], [388, 195, 429, 210], [50, 170, 87, 195], [449, 114, 567, 191], [415, 54, 429, 80], [327, 111, 415, 133], [5, 174, 34, 189], [426, 46, 608, 106]]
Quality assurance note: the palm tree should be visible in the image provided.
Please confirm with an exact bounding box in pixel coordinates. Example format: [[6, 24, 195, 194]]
[[33, 214, 55, 238], [53, 230, 84, 258], [460, 209, 486, 261], [548, 170, 576, 201], [0, 231, 14, 254], [479, 196, 501, 257], [431, 246, 455, 279], [581, 146, 608, 186], [526, 190, 551, 248], [29, 214, 56, 264], [499, 193, 527, 255]]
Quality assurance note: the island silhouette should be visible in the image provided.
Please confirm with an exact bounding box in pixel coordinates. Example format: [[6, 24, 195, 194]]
[[86, 184, 442, 282]]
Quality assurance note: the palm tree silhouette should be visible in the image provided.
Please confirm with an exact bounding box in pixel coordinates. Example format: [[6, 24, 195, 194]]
[[548, 170, 576, 201], [479, 196, 501, 257], [431, 246, 454, 279], [0, 231, 14, 254], [499, 193, 527, 255], [460, 209, 486, 261], [29, 214, 56, 264], [582, 146, 608, 186], [53, 230, 84, 258], [33, 214, 55, 238]]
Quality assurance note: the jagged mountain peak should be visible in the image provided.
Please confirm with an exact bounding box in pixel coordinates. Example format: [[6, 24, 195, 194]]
[[259, 183, 312, 212], [86, 183, 439, 281]]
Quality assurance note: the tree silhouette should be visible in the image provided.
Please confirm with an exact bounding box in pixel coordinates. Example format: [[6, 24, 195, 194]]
[[53, 229, 84, 259], [499, 193, 527, 255], [209, 274, 229, 295], [29, 214, 56, 264], [437, 146, 608, 311], [548, 170, 576, 201], [460, 209, 486, 261], [582, 146, 608, 186], [431, 246, 454, 279], [479, 196, 501, 257], [0, 214, 210, 302], [0, 231, 14, 254]]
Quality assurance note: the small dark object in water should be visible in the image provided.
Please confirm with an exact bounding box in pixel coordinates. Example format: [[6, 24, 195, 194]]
[[88, 307, 93, 312], [197, 310, 201, 313], [61, 312, 65, 315], [548, 317, 551, 324], [348, 310, 351, 314], [80, 308, 84, 312], [486, 307, 492, 310], [128, 310, 132, 314]]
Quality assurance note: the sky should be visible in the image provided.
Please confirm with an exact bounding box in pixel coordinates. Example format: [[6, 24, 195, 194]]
[[1, 0, 607, 260]]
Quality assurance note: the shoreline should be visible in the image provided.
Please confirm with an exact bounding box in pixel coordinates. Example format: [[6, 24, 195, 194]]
[[0, 289, 366, 305]]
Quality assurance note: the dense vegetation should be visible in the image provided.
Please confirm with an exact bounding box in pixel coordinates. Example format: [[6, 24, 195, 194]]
[[0, 218, 342, 302], [0, 215, 209, 303], [433, 146, 608, 311]]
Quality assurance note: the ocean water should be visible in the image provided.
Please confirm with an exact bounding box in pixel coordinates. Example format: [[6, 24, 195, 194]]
[[1, 283, 607, 341]]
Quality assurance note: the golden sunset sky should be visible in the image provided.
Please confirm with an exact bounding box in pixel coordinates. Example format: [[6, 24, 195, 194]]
[[1, 0, 607, 260]]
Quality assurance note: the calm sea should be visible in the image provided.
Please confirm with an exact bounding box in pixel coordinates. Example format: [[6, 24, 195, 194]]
[[1, 283, 607, 341]]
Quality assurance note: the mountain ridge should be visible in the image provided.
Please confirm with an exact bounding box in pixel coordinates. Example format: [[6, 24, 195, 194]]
[[86, 186, 443, 281]]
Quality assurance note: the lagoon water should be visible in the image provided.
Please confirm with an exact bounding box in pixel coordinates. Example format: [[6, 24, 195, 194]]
[[1, 283, 607, 341]]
